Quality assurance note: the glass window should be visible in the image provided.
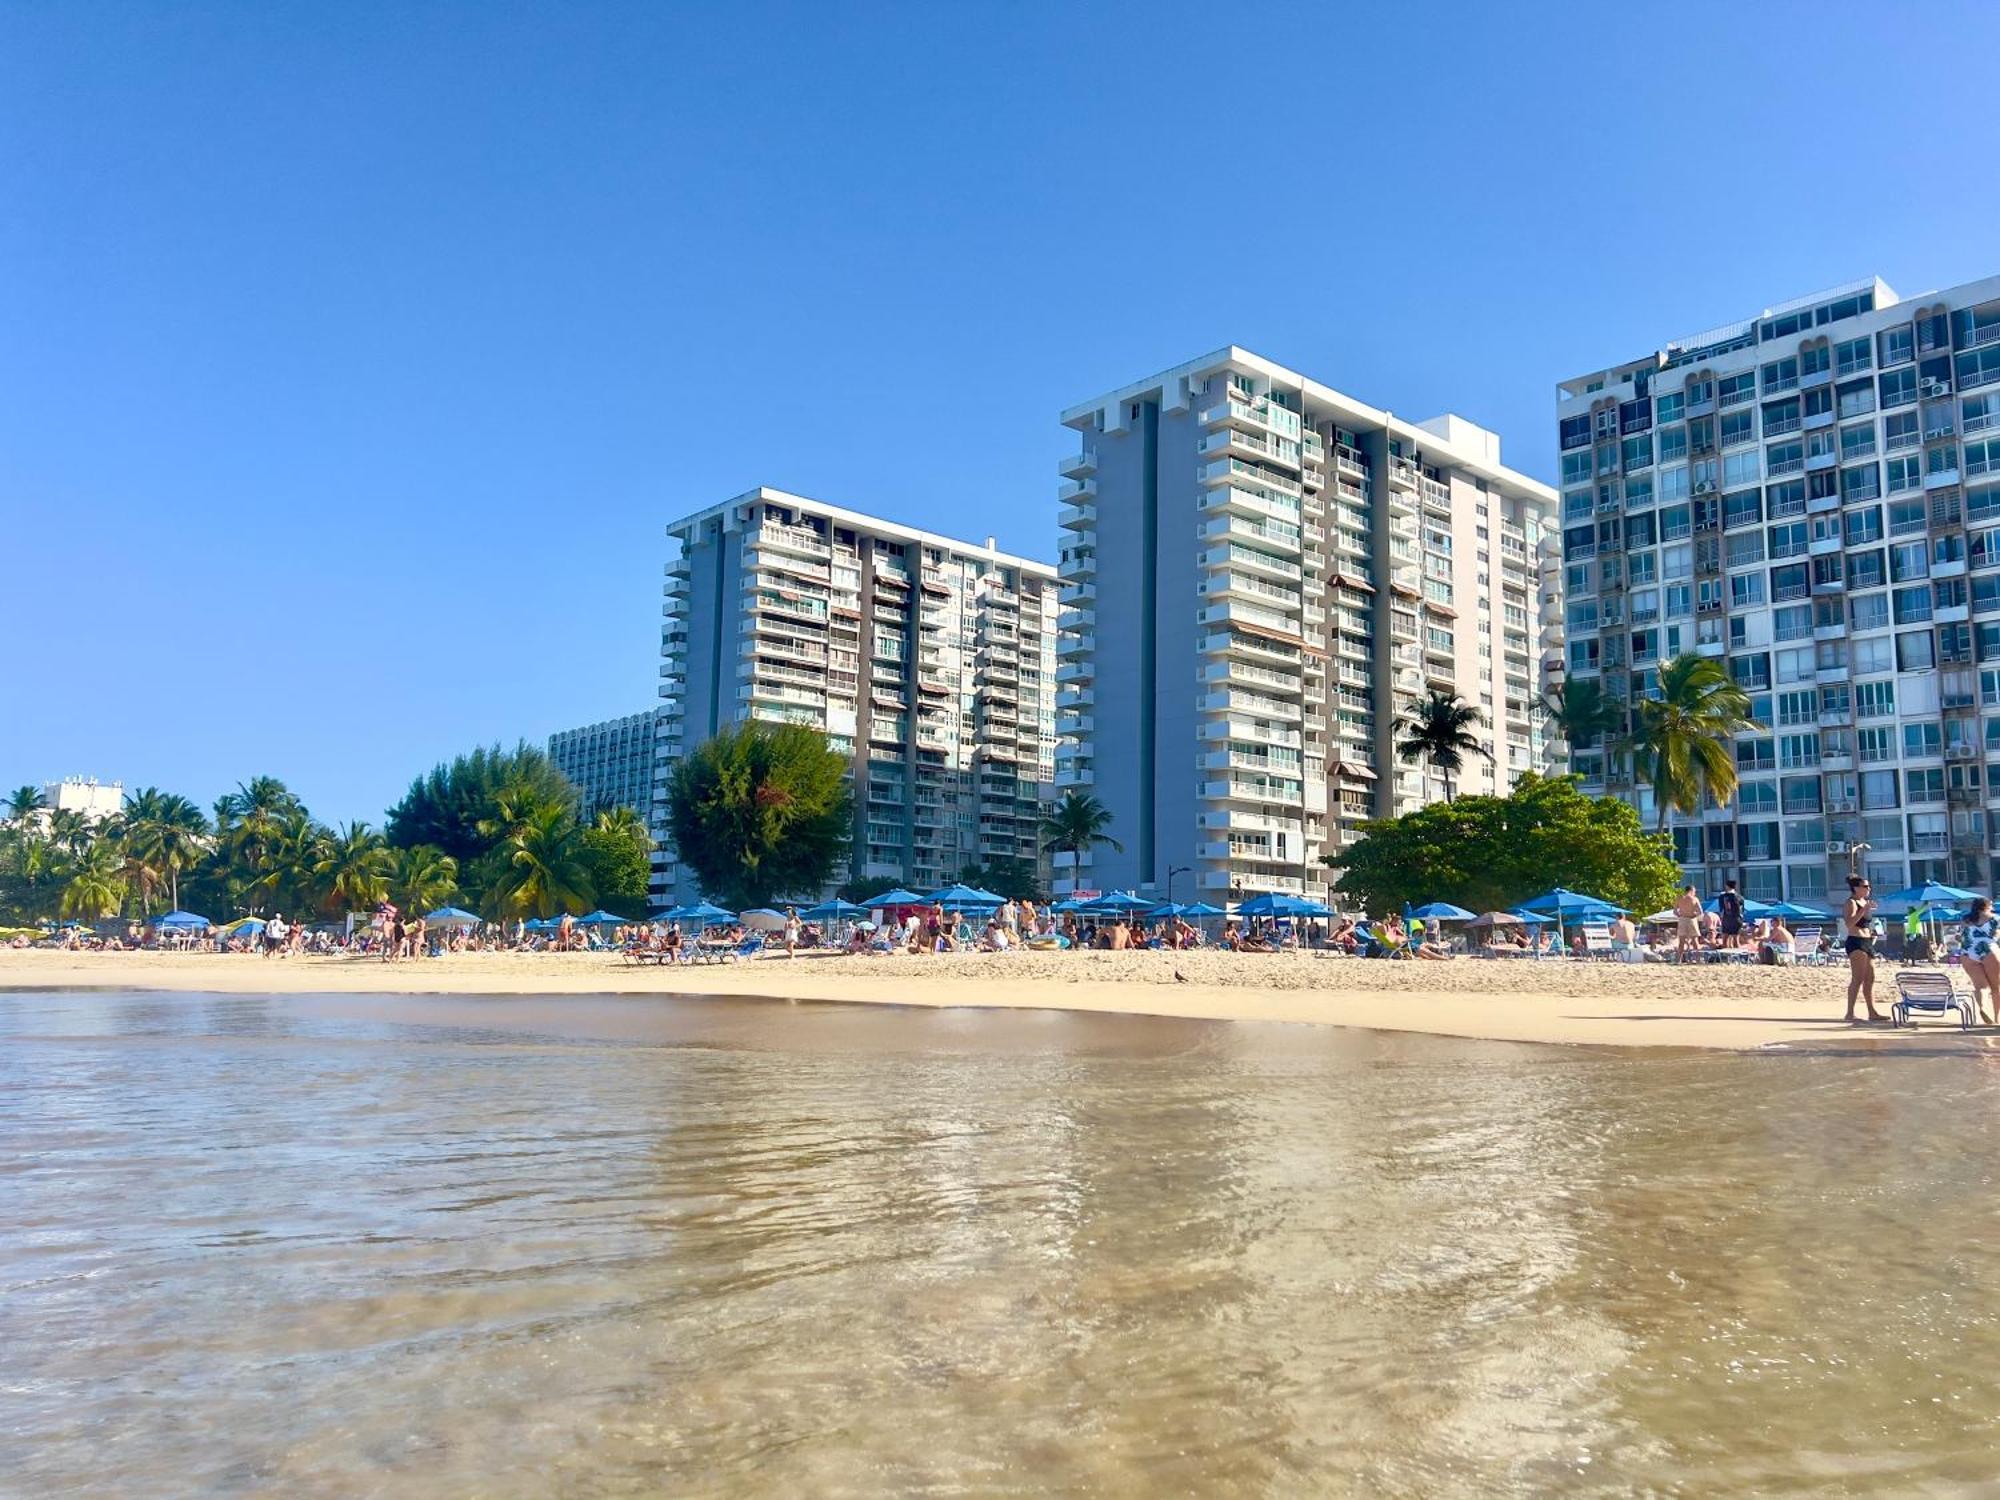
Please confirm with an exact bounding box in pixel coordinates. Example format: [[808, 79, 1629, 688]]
[[1722, 410, 1756, 447], [1897, 629, 1936, 671], [1880, 326, 1914, 367], [1720, 371, 1757, 408], [1841, 423, 1877, 460], [1879, 367, 1917, 409], [1849, 592, 1889, 632], [1840, 463, 1880, 503], [1835, 337, 1874, 377], [1844, 506, 1884, 546], [1723, 451, 1761, 488], [1655, 391, 1685, 424]]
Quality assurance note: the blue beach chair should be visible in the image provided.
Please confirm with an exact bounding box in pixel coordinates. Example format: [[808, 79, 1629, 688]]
[[1891, 969, 1976, 1030]]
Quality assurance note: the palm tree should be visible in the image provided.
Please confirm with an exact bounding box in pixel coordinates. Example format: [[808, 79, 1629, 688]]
[[387, 844, 460, 915], [1626, 652, 1762, 830], [313, 822, 394, 914], [61, 841, 128, 921], [1540, 677, 1626, 750], [1040, 790, 1123, 877], [593, 805, 654, 851], [117, 790, 210, 912], [484, 803, 593, 919], [5, 785, 48, 826], [45, 808, 93, 856], [1395, 690, 1491, 802]]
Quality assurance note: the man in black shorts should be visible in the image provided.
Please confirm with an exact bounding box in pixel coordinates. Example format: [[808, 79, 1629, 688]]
[[1717, 879, 1744, 950]]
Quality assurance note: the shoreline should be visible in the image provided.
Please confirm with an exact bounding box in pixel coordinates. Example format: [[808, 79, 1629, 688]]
[[2, 948, 1988, 1052]]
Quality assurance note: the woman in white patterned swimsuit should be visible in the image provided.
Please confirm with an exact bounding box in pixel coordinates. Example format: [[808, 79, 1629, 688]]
[[1960, 897, 2000, 1025]]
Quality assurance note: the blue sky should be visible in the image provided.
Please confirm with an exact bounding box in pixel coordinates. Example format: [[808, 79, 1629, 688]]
[[7, 2, 1998, 823]]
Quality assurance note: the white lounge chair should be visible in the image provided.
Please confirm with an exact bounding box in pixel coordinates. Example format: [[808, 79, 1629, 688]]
[[1891, 970, 1977, 1031]]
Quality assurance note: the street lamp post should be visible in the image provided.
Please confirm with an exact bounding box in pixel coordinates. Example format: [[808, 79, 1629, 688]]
[[1165, 864, 1190, 907]]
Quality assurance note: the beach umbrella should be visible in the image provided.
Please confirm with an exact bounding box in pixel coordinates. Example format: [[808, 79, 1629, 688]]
[[1763, 900, 1833, 920], [424, 906, 482, 928], [1051, 897, 1092, 912], [1409, 901, 1477, 922], [574, 910, 632, 927], [802, 899, 868, 921], [1702, 895, 1776, 918], [1464, 911, 1525, 930], [1518, 887, 1625, 919], [1180, 901, 1226, 918], [1085, 889, 1153, 913], [679, 901, 736, 928], [218, 916, 265, 937], [153, 910, 212, 930], [862, 888, 926, 909], [737, 908, 790, 932], [1876, 880, 1982, 912], [522, 917, 558, 931], [924, 883, 1002, 910], [1236, 893, 1332, 918], [1148, 901, 1188, 917]]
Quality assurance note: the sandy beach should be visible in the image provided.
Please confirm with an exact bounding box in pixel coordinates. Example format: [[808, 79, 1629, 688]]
[[4, 945, 1991, 1052]]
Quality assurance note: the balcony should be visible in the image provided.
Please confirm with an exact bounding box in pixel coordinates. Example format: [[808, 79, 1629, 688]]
[[1059, 449, 1097, 479], [1058, 502, 1095, 531]]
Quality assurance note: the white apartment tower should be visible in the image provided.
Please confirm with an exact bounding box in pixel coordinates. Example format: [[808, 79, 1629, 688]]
[[655, 487, 1059, 907], [1057, 347, 1560, 905], [1558, 272, 2000, 903], [548, 710, 658, 816]]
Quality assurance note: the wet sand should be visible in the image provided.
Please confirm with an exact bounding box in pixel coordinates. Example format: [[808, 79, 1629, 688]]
[[1, 947, 1980, 1051]]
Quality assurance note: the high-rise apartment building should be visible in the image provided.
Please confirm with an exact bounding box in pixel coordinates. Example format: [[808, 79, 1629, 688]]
[[655, 487, 1059, 907], [549, 710, 658, 816], [1056, 347, 1560, 905], [1557, 272, 2000, 902]]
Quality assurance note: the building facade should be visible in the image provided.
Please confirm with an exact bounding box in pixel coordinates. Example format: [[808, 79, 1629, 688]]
[[655, 487, 1059, 907], [36, 777, 124, 825], [549, 710, 658, 817], [1056, 347, 1561, 905], [1557, 272, 2000, 902]]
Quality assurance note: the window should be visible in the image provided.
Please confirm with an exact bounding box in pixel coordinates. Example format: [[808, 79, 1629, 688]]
[[1664, 581, 1691, 618], [1840, 463, 1880, 503], [1893, 584, 1933, 625], [1968, 438, 2000, 479], [1657, 427, 1688, 464], [1858, 726, 1894, 762], [1721, 409, 1756, 447], [1723, 488, 1761, 530], [1849, 592, 1889, 632], [1723, 451, 1761, 488], [1562, 451, 1594, 487], [1737, 737, 1775, 772], [1661, 504, 1693, 543], [1766, 440, 1804, 477], [1687, 378, 1715, 410], [1855, 679, 1897, 718], [1731, 652, 1771, 690], [1835, 336, 1873, 377], [1844, 507, 1884, 547], [1885, 409, 1920, 450], [1768, 519, 1808, 559], [1841, 424, 1877, 460], [1763, 357, 1800, 393], [1773, 602, 1812, 641], [1887, 454, 1924, 493], [1560, 414, 1593, 451], [1721, 372, 1757, 408], [1802, 344, 1831, 379], [1838, 380, 1876, 420], [1767, 479, 1806, 518], [1629, 550, 1658, 585], [1879, 367, 1917, 409], [1897, 629, 1935, 671], [1622, 433, 1653, 469], [1731, 572, 1766, 608], [1880, 326, 1915, 367], [1904, 722, 1944, 759], [1890, 540, 1930, 582], [1726, 530, 1767, 569], [1958, 345, 2000, 391], [1905, 767, 1946, 805], [1966, 393, 2000, 436]]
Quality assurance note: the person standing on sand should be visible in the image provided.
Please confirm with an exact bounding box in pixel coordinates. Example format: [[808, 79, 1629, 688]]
[[1717, 879, 1745, 950], [1673, 885, 1702, 963], [1958, 897, 2000, 1025], [1841, 875, 1886, 1024], [783, 907, 800, 958]]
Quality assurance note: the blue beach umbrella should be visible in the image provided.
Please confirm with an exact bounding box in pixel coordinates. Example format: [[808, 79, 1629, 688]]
[[1085, 889, 1153, 913], [925, 883, 1003, 911], [1702, 895, 1776, 918], [1180, 901, 1226, 918], [153, 910, 211, 930], [1762, 900, 1832, 920], [679, 901, 736, 928], [802, 899, 869, 921], [424, 906, 481, 927], [862, 888, 926, 910], [1236, 893, 1332, 918], [1148, 902, 1188, 918], [574, 910, 632, 926], [1876, 880, 1982, 912], [1408, 901, 1477, 923]]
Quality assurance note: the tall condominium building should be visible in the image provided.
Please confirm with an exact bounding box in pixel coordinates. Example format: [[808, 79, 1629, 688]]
[[36, 777, 124, 825], [549, 710, 658, 816], [655, 487, 1059, 907], [1557, 272, 2000, 903], [1056, 347, 1560, 905]]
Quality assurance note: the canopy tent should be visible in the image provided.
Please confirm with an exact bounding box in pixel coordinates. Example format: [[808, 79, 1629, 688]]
[[153, 910, 212, 930], [1236, 893, 1333, 918], [424, 906, 482, 929], [861, 888, 926, 910], [1408, 901, 1477, 922]]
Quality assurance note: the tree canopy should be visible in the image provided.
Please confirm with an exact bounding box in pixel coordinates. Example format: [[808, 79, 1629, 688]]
[[384, 742, 578, 864], [1327, 773, 1679, 918], [665, 722, 851, 911]]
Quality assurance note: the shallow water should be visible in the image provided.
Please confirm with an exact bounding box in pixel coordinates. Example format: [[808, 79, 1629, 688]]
[[4, 990, 2000, 1497]]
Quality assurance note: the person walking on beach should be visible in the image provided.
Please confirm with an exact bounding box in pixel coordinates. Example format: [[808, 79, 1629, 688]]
[[1959, 897, 2000, 1025], [1716, 879, 1744, 950], [1841, 875, 1886, 1024], [783, 907, 800, 958], [1673, 885, 1702, 963]]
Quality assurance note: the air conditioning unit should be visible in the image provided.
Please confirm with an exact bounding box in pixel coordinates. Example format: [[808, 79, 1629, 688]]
[[1694, 480, 1718, 496], [1831, 798, 1858, 814], [1922, 378, 1949, 398], [1948, 745, 1976, 760], [1828, 840, 1850, 854]]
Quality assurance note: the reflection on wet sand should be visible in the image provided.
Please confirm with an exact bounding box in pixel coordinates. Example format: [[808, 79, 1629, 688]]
[[4, 991, 1999, 1495]]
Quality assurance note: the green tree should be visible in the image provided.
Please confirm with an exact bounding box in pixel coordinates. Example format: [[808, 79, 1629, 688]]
[[1039, 790, 1122, 868], [665, 722, 852, 911], [958, 856, 1042, 902], [1327, 773, 1679, 919], [386, 843, 460, 915], [1541, 677, 1626, 750], [61, 841, 128, 921], [1395, 690, 1490, 803], [5, 785, 48, 825], [578, 809, 652, 915], [385, 743, 578, 863], [484, 803, 594, 919], [313, 821, 394, 914], [117, 788, 211, 912], [1627, 653, 1761, 830]]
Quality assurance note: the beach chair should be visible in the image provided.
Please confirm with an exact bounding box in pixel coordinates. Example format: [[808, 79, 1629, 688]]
[[720, 934, 766, 963], [1891, 970, 1976, 1030], [1579, 923, 1613, 960], [1791, 927, 1825, 966]]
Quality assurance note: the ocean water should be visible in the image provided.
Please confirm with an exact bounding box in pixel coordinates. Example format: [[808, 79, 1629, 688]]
[[4, 989, 2000, 1496]]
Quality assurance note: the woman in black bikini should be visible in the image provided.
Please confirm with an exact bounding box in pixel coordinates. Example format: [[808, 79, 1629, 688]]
[[1841, 874, 1885, 1024]]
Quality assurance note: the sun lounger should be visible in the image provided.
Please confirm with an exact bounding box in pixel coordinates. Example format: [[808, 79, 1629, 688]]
[[1891, 970, 1977, 1030]]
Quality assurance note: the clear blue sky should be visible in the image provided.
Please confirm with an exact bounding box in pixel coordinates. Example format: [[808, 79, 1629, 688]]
[[7, 2, 1998, 824]]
